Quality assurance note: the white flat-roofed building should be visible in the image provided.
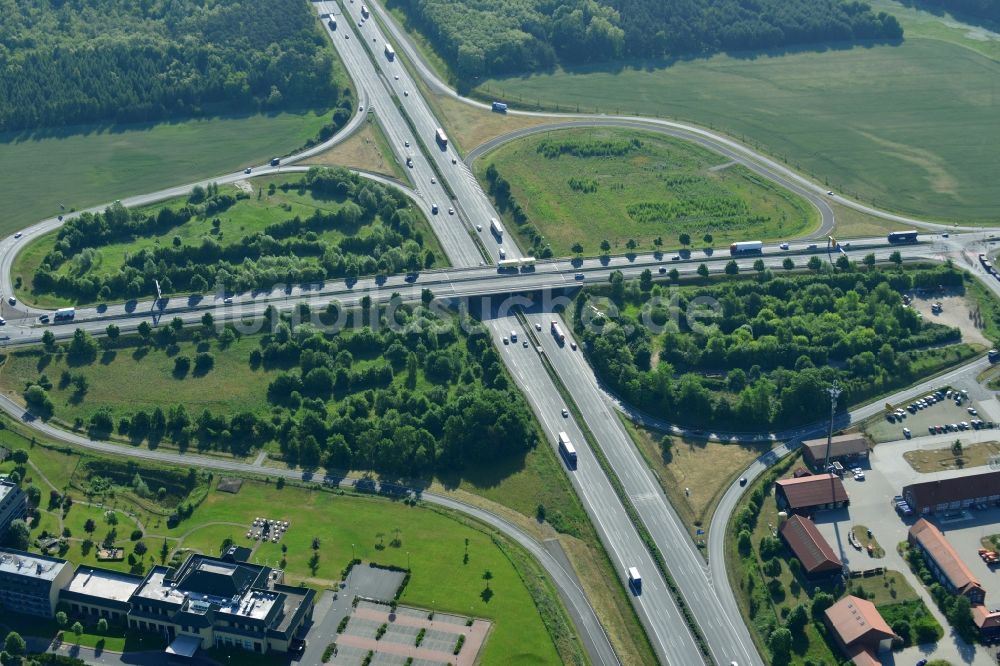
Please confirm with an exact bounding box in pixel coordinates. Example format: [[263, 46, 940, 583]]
[[0, 547, 73, 617], [60, 566, 143, 624], [128, 552, 314, 656]]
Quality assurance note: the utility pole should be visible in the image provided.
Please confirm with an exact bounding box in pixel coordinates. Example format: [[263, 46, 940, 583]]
[[824, 384, 842, 473]]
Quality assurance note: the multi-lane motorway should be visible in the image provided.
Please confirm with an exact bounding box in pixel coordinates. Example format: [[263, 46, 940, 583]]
[[3, 2, 1000, 664]]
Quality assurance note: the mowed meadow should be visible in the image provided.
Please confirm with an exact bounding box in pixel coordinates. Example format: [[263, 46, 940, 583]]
[[0, 109, 337, 237], [478, 37, 1000, 223]]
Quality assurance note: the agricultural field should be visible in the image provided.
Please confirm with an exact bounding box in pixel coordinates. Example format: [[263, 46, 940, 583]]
[[476, 37, 1000, 223], [0, 109, 347, 238], [476, 127, 817, 258], [13, 167, 442, 307]]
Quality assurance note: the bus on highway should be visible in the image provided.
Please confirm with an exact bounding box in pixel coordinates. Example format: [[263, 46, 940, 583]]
[[54, 307, 75, 322], [435, 127, 448, 148], [887, 230, 918, 244], [497, 259, 520, 272], [557, 432, 577, 469], [490, 217, 503, 239]]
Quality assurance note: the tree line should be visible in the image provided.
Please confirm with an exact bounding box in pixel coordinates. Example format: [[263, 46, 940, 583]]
[[574, 263, 969, 430], [0, 0, 346, 131], [23, 304, 537, 478], [389, 0, 902, 82], [30, 167, 436, 303], [900, 0, 1000, 25]]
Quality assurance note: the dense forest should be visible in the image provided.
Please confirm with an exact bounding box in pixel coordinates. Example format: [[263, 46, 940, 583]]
[[31, 167, 436, 302], [903, 0, 1000, 23], [0, 0, 346, 131], [388, 0, 903, 80], [22, 306, 537, 477], [574, 264, 974, 430]]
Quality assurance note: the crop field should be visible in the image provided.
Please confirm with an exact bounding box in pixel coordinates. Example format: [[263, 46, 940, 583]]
[[475, 127, 816, 257], [0, 109, 342, 237], [477, 38, 1000, 223]]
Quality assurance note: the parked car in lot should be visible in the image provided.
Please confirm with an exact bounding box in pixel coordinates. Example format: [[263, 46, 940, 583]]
[[903, 428, 911, 438]]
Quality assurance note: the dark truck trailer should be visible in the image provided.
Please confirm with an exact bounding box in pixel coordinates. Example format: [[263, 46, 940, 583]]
[[887, 230, 918, 244]]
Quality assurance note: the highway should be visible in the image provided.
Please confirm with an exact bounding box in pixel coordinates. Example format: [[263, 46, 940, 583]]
[[2, 2, 999, 663], [366, 0, 982, 237]]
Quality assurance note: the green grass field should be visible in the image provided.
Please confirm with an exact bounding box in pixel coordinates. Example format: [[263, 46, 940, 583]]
[[0, 109, 340, 237], [12, 174, 444, 308], [476, 37, 1000, 223], [0, 336, 269, 426], [476, 127, 816, 256]]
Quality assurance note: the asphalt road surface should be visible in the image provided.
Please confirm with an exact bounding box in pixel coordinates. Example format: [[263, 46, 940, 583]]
[[3, 1, 999, 663]]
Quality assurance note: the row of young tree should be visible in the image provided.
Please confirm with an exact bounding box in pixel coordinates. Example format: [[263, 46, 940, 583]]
[[482, 163, 553, 258], [0, 0, 345, 131], [389, 0, 902, 81], [25, 304, 537, 478], [30, 168, 436, 303], [575, 264, 968, 429]]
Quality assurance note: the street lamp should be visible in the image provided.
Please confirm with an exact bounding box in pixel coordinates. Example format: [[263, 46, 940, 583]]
[[823, 384, 842, 472]]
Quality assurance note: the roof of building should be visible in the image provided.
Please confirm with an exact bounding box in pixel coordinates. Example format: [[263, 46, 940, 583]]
[[66, 566, 142, 602], [133, 555, 280, 625], [776, 473, 849, 509], [779, 515, 842, 574], [825, 595, 895, 647], [223, 545, 253, 563], [802, 434, 869, 463], [0, 479, 21, 502], [909, 519, 983, 596], [903, 470, 1000, 510], [0, 547, 69, 581], [847, 647, 882, 666], [177, 558, 257, 599], [973, 605, 1000, 630]]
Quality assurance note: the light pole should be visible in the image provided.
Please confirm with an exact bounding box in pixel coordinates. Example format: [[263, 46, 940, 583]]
[[824, 384, 842, 472]]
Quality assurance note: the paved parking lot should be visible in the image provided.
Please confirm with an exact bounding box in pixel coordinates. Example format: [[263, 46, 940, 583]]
[[866, 391, 990, 443]]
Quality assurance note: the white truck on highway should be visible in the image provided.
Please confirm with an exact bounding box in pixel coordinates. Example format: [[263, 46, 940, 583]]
[[490, 217, 503, 239], [729, 240, 763, 255], [557, 431, 577, 469], [551, 320, 565, 345], [384, 43, 395, 61], [627, 567, 642, 594]]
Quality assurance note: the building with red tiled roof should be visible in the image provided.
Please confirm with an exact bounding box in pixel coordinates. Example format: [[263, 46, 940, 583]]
[[902, 470, 1000, 515], [908, 519, 985, 604], [775, 473, 849, 513], [778, 515, 842, 578], [973, 604, 1000, 642], [824, 595, 895, 665]]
